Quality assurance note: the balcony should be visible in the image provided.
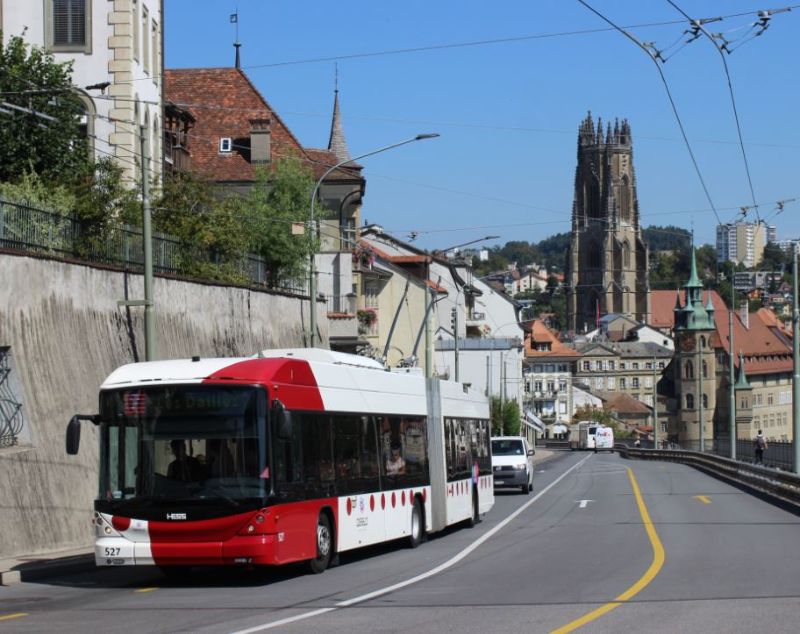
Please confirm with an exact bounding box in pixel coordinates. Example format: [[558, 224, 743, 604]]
[[326, 294, 358, 341]]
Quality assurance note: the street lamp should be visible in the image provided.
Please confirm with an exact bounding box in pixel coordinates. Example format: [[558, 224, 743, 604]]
[[307, 133, 440, 348]]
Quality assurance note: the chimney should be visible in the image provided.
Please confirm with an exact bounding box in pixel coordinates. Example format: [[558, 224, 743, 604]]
[[249, 118, 271, 164], [739, 300, 749, 329]]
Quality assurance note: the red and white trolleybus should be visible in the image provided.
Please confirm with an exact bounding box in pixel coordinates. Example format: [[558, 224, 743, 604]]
[[66, 349, 494, 573]]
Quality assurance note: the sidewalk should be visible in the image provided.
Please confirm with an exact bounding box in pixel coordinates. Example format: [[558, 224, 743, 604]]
[[0, 546, 94, 586]]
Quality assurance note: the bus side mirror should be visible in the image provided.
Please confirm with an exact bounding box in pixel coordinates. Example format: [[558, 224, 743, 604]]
[[272, 400, 292, 440], [66, 414, 100, 455], [66, 416, 81, 455]]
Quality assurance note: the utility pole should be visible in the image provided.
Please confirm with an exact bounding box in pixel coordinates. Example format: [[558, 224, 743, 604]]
[[451, 306, 459, 382], [793, 244, 799, 474], [499, 349, 505, 435], [652, 351, 659, 449], [729, 280, 737, 460], [698, 339, 704, 453], [117, 128, 156, 360]]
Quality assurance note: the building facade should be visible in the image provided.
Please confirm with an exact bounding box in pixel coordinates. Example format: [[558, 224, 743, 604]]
[[3, 0, 164, 183], [715, 221, 773, 268], [655, 252, 794, 447], [566, 113, 650, 333]]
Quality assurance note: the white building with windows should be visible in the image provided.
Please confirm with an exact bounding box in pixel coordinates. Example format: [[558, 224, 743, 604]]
[[2, 0, 163, 183], [716, 221, 773, 269]]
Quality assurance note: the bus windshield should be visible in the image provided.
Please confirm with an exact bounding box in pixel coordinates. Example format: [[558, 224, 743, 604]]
[[97, 385, 266, 514]]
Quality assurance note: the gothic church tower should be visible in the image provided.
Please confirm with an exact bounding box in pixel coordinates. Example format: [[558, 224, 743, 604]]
[[566, 113, 650, 333]]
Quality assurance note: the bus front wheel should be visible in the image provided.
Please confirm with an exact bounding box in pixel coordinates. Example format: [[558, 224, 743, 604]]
[[308, 513, 333, 574], [407, 498, 424, 548]]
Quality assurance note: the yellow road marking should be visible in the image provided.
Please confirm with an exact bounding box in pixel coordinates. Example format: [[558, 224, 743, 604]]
[[134, 587, 159, 593], [0, 613, 28, 621], [694, 495, 711, 505], [550, 467, 665, 634]]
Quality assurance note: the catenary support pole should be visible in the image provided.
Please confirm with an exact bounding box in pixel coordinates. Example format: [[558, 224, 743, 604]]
[[793, 245, 799, 474], [729, 281, 736, 460], [140, 125, 155, 361]]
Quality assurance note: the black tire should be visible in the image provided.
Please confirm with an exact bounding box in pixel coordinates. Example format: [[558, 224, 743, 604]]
[[308, 512, 333, 574], [528, 478, 534, 492], [521, 473, 530, 494], [407, 498, 424, 548]]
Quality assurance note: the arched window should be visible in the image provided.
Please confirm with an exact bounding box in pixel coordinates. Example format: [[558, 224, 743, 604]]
[[619, 175, 631, 222], [622, 240, 631, 270], [684, 360, 694, 379], [686, 393, 694, 409], [702, 394, 708, 408], [74, 92, 95, 158], [702, 360, 708, 378], [700, 335, 706, 349]]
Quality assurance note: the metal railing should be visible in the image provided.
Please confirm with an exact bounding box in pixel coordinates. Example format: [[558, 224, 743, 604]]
[[326, 294, 356, 315], [617, 444, 800, 509], [0, 199, 308, 295], [0, 347, 23, 447]]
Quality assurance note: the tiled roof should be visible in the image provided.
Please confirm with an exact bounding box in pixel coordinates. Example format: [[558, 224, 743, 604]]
[[525, 320, 580, 358], [164, 68, 360, 183], [650, 289, 793, 375], [599, 391, 652, 415]]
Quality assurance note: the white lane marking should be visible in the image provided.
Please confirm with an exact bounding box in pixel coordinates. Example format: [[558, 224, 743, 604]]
[[576, 499, 593, 509], [229, 453, 593, 634]]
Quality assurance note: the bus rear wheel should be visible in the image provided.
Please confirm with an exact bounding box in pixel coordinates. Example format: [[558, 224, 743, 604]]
[[407, 498, 424, 548], [308, 513, 333, 574]]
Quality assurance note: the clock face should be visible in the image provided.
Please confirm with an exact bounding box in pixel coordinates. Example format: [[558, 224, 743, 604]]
[[680, 336, 696, 352]]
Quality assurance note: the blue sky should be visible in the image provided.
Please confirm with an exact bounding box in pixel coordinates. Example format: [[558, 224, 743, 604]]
[[165, 1, 799, 252]]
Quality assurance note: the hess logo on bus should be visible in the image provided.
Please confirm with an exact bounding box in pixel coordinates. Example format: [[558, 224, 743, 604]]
[[165, 513, 187, 520]]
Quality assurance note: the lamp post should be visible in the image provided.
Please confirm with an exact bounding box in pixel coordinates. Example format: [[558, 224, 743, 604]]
[[307, 133, 439, 348]]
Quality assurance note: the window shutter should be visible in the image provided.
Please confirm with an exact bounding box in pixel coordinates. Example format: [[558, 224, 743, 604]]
[[52, 0, 86, 46]]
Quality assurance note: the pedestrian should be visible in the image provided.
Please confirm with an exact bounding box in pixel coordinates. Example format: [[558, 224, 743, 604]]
[[753, 430, 767, 465]]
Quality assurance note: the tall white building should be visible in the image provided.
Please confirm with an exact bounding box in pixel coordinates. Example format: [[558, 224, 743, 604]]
[[2, 0, 163, 183], [716, 221, 773, 268]]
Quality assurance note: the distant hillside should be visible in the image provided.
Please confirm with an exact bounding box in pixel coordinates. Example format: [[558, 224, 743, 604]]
[[473, 225, 691, 276], [642, 225, 691, 252]]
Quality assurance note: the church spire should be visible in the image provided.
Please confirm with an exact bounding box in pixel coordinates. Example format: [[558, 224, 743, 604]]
[[327, 67, 351, 162], [735, 352, 751, 389]]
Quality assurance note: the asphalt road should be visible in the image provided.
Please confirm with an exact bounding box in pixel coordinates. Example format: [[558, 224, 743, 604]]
[[2, 451, 800, 633]]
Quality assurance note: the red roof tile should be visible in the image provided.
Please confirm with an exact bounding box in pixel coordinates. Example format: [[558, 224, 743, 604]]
[[650, 289, 793, 376], [164, 68, 360, 183], [525, 320, 580, 358]]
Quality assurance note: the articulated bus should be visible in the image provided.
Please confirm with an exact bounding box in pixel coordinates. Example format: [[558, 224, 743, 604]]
[[66, 349, 493, 574]]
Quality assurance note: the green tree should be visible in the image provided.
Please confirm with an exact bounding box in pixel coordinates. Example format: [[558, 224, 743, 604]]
[[491, 396, 521, 436], [242, 161, 318, 287], [472, 247, 509, 277], [760, 242, 787, 272], [0, 32, 90, 182], [498, 241, 540, 268], [154, 170, 251, 283]]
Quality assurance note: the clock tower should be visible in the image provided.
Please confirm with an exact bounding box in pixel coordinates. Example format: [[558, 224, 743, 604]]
[[672, 248, 716, 447]]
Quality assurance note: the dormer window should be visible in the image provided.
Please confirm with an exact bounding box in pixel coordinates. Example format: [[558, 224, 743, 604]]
[[219, 137, 232, 153]]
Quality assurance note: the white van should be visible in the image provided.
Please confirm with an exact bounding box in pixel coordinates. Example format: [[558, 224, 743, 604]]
[[594, 425, 614, 452], [491, 436, 535, 494]]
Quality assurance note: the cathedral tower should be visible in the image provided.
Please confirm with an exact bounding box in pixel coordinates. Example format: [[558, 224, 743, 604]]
[[565, 113, 650, 333]]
